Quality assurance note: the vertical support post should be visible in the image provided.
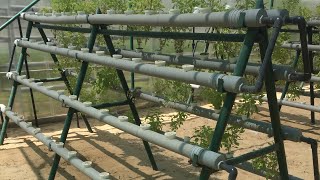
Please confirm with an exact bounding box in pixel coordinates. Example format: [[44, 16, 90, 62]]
[[307, 27, 315, 124], [17, 16, 39, 127], [48, 15, 98, 180], [0, 21, 33, 145], [199, 29, 258, 180], [100, 24, 158, 171], [259, 28, 289, 180], [128, 0, 135, 89], [36, 23, 93, 131]]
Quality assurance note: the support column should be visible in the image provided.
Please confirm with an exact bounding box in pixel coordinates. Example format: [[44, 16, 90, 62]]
[[199, 29, 258, 179], [100, 24, 158, 171], [48, 16, 98, 180], [36, 23, 93, 131], [0, 21, 33, 145]]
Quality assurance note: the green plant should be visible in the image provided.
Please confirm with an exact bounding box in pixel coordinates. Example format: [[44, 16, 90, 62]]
[[93, 67, 120, 94], [236, 93, 263, 117], [153, 79, 191, 102], [170, 111, 189, 131], [192, 125, 213, 148], [144, 111, 163, 132], [200, 87, 225, 110], [221, 125, 244, 153], [252, 149, 279, 179]]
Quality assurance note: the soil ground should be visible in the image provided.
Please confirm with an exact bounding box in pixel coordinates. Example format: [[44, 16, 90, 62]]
[[0, 95, 319, 180]]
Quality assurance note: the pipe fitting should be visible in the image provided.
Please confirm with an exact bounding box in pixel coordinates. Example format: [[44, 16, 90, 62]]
[[14, 39, 20, 45], [100, 109, 110, 115], [96, 51, 105, 56], [118, 116, 128, 122], [33, 128, 41, 135], [140, 123, 151, 130], [6, 72, 15, 79], [164, 131, 176, 139], [155, 60, 166, 67], [113, 54, 123, 59], [83, 101, 92, 107], [68, 151, 77, 159], [83, 161, 92, 168], [56, 142, 64, 148], [20, 13, 26, 19], [69, 95, 78, 101], [0, 104, 6, 112], [99, 172, 110, 179], [124, 10, 134, 15], [132, 58, 142, 63], [26, 122, 32, 128], [182, 64, 194, 72], [36, 82, 44, 86], [81, 48, 89, 53]]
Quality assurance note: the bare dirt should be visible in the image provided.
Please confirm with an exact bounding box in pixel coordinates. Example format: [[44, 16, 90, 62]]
[[0, 94, 319, 180]]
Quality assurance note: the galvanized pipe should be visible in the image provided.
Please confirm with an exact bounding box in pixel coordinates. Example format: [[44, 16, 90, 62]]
[[21, 9, 267, 28], [7, 73, 225, 170], [0, 109, 108, 180], [16, 40, 245, 93]]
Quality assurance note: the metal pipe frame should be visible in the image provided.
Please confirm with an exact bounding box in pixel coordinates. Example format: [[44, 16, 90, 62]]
[[0, 108, 108, 180], [15, 40, 245, 94], [0, 0, 39, 31], [21, 9, 267, 28], [7, 73, 227, 171], [282, 43, 320, 52]]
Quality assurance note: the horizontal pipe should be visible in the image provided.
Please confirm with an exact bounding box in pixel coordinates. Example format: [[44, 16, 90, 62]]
[[282, 43, 320, 52], [119, 49, 295, 81], [22, 9, 267, 28], [16, 40, 245, 93], [7, 73, 225, 170], [1, 109, 107, 179], [136, 91, 302, 142], [226, 144, 276, 165], [308, 20, 320, 26], [32, 23, 248, 42], [261, 96, 320, 113], [34, 77, 64, 83], [93, 100, 130, 109]]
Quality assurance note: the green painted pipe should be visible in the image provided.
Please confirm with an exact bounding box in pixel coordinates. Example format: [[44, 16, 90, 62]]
[[0, 0, 39, 31]]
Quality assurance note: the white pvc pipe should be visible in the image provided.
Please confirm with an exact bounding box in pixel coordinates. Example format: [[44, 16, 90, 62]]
[[282, 43, 320, 52], [7, 73, 225, 170], [1, 109, 108, 180], [16, 40, 245, 93], [21, 9, 266, 28]]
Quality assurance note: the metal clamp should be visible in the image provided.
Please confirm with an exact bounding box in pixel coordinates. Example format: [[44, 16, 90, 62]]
[[190, 147, 205, 167]]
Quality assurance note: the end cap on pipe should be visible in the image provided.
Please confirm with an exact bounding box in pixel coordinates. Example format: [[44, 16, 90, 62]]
[[20, 13, 26, 19], [0, 104, 6, 112], [14, 39, 20, 45], [244, 9, 267, 27]]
